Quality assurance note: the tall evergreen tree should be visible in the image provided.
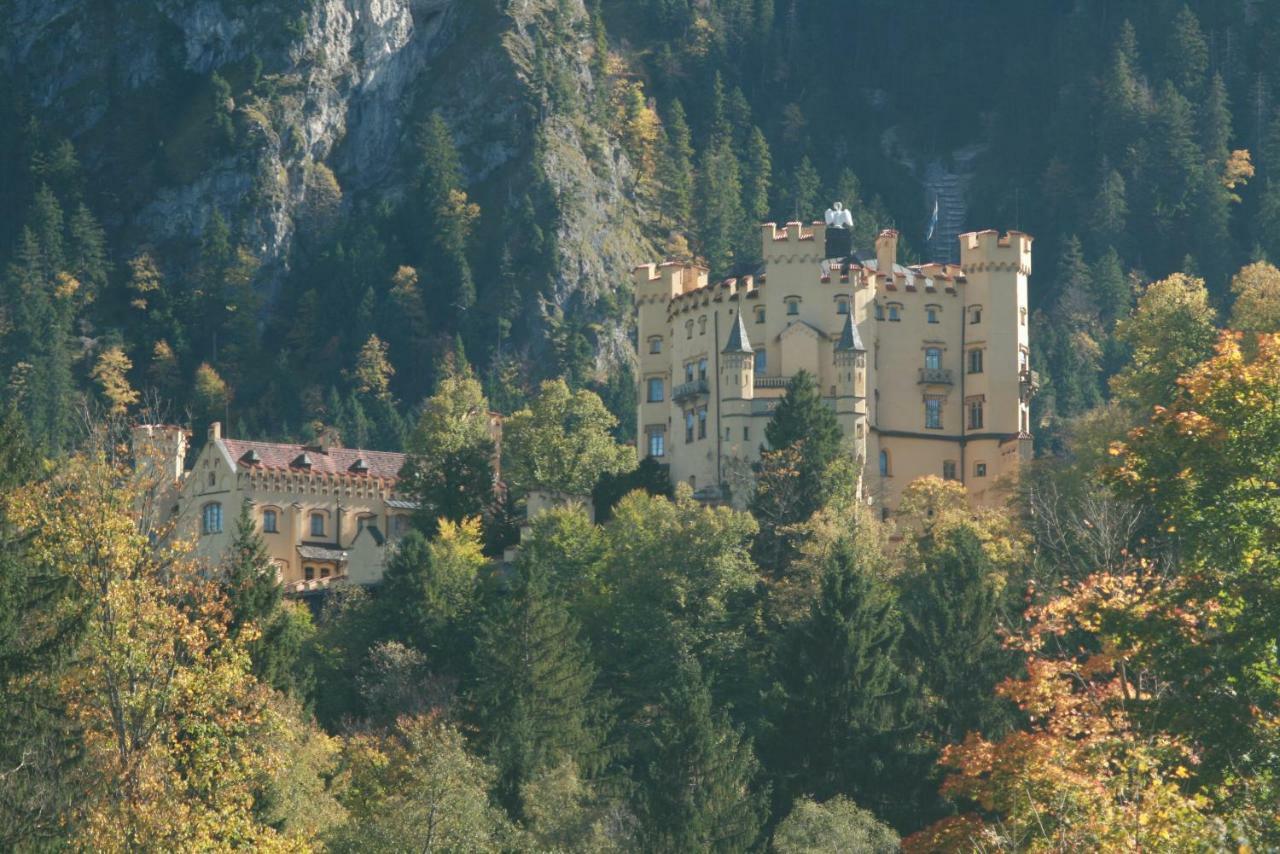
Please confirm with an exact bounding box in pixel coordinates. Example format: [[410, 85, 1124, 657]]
[[467, 558, 609, 819], [1164, 5, 1209, 98], [696, 137, 745, 275], [901, 527, 1016, 746], [415, 112, 479, 325], [633, 654, 766, 853], [222, 501, 310, 693], [658, 100, 696, 230], [769, 535, 914, 822]]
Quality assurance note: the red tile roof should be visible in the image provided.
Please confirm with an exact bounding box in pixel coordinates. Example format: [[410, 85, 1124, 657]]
[[219, 438, 406, 481]]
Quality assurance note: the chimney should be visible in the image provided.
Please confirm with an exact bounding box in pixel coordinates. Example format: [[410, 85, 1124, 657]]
[[209, 421, 222, 442], [876, 229, 899, 279]]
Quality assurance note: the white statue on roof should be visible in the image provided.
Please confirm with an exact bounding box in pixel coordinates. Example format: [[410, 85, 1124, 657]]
[[825, 201, 854, 229]]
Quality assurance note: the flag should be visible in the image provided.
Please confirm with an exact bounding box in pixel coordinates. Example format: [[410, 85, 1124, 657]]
[[926, 196, 939, 242]]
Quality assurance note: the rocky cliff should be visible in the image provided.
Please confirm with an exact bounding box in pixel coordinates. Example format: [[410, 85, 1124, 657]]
[[5, 0, 653, 362]]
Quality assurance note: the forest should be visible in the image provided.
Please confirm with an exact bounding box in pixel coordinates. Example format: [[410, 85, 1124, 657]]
[[4, 0, 1280, 850]]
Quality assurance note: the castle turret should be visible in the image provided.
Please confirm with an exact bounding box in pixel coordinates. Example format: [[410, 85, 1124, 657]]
[[875, 229, 898, 278], [720, 307, 755, 401]]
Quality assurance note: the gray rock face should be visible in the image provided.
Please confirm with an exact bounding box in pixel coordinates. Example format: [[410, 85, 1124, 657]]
[[6, 0, 652, 368]]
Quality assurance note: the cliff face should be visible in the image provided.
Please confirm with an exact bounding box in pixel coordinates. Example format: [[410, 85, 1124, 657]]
[[5, 0, 652, 360]]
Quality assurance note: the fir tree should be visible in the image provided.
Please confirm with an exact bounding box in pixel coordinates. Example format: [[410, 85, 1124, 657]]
[[790, 155, 821, 222], [696, 137, 744, 275], [738, 125, 772, 264], [658, 100, 695, 231], [1089, 161, 1128, 251], [901, 527, 1016, 745], [770, 535, 914, 821], [415, 112, 479, 324], [1165, 5, 1208, 98], [222, 501, 309, 693], [467, 559, 609, 820], [633, 654, 766, 853]]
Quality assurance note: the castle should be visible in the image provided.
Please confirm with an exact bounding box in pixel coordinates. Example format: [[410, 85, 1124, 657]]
[[634, 217, 1035, 510], [133, 422, 416, 593]]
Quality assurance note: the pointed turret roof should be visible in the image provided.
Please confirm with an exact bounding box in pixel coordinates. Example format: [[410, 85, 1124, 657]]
[[722, 308, 754, 355], [834, 311, 864, 352]]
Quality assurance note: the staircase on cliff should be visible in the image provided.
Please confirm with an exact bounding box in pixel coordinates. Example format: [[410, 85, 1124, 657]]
[[921, 142, 985, 264]]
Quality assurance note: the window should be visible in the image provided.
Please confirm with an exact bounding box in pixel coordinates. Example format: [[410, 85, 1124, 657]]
[[683, 362, 693, 383], [754, 349, 767, 374], [968, 348, 984, 374], [786, 298, 800, 316], [743, 426, 750, 440], [310, 512, 325, 537], [1022, 408, 1030, 434], [970, 306, 982, 324], [208, 472, 216, 487], [321, 567, 331, 578], [943, 460, 957, 480], [879, 449, 891, 477], [1020, 307, 1028, 326], [262, 508, 278, 533], [925, 398, 942, 429], [648, 336, 662, 354], [685, 411, 695, 443], [875, 303, 885, 321], [391, 515, 408, 537], [968, 399, 985, 430], [837, 299, 849, 315], [888, 304, 901, 321], [925, 347, 942, 370], [974, 461, 988, 478], [698, 358, 707, 381], [926, 305, 940, 324], [686, 320, 694, 339], [697, 407, 707, 439], [755, 307, 766, 324], [1020, 348, 1030, 373], [648, 431, 665, 458], [699, 316, 708, 335], [304, 566, 315, 581], [725, 426, 731, 441], [647, 377, 664, 402], [201, 502, 223, 535]]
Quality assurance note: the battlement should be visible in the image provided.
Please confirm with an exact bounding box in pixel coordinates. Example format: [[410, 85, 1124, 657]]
[[762, 221, 822, 243], [634, 260, 708, 305], [667, 273, 764, 313], [959, 230, 1033, 275]]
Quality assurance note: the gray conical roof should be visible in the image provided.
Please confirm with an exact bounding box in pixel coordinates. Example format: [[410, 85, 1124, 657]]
[[722, 308, 754, 355], [834, 311, 864, 352]]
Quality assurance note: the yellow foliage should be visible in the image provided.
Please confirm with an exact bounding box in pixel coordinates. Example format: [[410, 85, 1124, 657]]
[[91, 345, 139, 416]]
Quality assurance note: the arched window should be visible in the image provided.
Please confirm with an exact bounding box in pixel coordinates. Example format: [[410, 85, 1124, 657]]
[[208, 471, 216, 487], [201, 502, 223, 535], [698, 315, 708, 335], [879, 449, 891, 477], [310, 512, 325, 537], [262, 508, 278, 533]]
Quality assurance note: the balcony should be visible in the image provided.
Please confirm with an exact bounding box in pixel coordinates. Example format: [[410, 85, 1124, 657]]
[[918, 367, 954, 385], [753, 376, 790, 389], [1019, 369, 1041, 401], [672, 378, 709, 402]]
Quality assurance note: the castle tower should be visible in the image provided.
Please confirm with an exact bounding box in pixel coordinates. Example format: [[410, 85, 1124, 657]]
[[720, 308, 755, 401], [833, 310, 868, 493], [958, 230, 1033, 500], [634, 261, 707, 462]]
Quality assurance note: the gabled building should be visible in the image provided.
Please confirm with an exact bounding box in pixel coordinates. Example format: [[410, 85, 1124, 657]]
[[134, 422, 414, 594], [634, 217, 1036, 510]]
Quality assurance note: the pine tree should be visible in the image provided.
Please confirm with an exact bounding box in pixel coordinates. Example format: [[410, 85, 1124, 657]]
[[656, 104, 694, 230], [1099, 20, 1145, 161], [1090, 246, 1130, 330], [415, 112, 479, 324], [222, 501, 308, 693], [1165, 5, 1209, 98], [1089, 161, 1128, 251], [790, 155, 821, 222], [633, 654, 766, 853], [752, 370, 844, 573], [467, 560, 609, 819], [770, 535, 913, 819], [1201, 73, 1232, 164], [738, 126, 771, 264], [1150, 81, 1203, 266], [696, 137, 745, 275], [901, 527, 1015, 745]]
